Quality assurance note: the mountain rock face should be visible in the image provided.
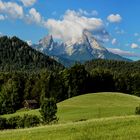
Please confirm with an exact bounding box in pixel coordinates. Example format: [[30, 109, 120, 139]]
[[32, 31, 130, 66]]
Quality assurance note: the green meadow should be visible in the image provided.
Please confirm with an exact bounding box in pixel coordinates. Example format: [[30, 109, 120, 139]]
[[1, 92, 140, 140]]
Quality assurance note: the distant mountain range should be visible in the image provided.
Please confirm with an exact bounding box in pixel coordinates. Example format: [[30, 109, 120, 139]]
[[32, 31, 131, 66]]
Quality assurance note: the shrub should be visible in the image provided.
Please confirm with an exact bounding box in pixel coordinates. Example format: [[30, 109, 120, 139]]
[[21, 114, 41, 128], [135, 105, 140, 115], [0, 117, 7, 130], [7, 116, 22, 129], [40, 98, 58, 124], [0, 115, 41, 130]]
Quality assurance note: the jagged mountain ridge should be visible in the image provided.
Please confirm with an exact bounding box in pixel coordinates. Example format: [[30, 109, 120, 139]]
[[32, 31, 131, 66]]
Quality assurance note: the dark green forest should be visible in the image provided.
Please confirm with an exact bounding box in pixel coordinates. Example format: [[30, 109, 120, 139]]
[[0, 36, 140, 115], [0, 36, 64, 71], [84, 59, 140, 73]]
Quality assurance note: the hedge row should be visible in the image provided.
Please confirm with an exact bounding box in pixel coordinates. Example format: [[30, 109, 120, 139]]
[[0, 114, 40, 130]]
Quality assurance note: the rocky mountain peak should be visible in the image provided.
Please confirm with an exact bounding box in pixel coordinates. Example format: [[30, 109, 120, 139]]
[[39, 35, 54, 48], [32, 31, 130, 66]]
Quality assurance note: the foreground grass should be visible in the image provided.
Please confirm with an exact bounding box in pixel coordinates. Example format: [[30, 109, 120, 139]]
[[1, 92, 140, 140], [2, 92, 140, 123], [1, 115, 140, 140]]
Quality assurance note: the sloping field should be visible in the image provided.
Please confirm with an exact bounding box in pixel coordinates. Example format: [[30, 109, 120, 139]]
[[1, 92, 140, 140], [2, 92, 140, 123], [0, 115, 140, 140], [57, 92, 140, 122]]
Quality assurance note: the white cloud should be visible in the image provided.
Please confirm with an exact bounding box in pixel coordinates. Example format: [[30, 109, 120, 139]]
[[20, 0, 36, 7], [107, 48, 140, 57], [131, 43, 139, 49], [0, 0, 23, 19], [107, 14, 122, 23], [0, 14, 4, 20], [44, 10, 103, 43], [111, 38, 117, 45], [26, 8, 42, 24]]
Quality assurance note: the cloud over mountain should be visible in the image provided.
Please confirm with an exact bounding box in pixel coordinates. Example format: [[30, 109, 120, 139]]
[[44, 10, 104, 43]]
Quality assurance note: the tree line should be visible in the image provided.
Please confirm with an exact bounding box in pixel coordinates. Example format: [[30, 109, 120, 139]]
[[0, 62, 140, 115]]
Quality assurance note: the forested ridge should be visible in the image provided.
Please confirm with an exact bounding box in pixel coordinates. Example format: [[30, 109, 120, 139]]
[[0, 36, 64, 71], [84, 59, 140, 73]]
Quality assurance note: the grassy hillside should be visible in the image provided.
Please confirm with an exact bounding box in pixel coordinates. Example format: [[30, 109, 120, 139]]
[[57, 92, 140, 123], [1, 92, 140, 140], [0, 115, 140, 140], [2, 92, 140, 123]]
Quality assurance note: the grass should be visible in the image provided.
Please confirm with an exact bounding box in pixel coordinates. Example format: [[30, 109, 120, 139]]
[[57, 92, 140, 123], [1, 92, 140, 140], [2, 92, 140, 123], [0, 115, 140, 140]]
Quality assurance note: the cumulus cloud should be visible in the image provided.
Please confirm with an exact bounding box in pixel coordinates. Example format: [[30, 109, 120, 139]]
[[26, 8, 42, 24], [0, 0, 23, 19], [107, 48, 140, 57], [131, 43, 139, 49], [107, 14, 122, 23], [20, 0, 36, 7], [44, 10, 104, 43]]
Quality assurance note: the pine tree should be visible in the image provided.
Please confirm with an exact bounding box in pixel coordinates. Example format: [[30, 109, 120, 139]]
[[40, 98, 58, 124]]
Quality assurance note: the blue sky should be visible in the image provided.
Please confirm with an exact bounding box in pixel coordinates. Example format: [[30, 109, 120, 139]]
[[0, 0, 140, 60]]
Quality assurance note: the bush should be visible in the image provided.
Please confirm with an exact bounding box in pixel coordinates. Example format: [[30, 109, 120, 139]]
[[21, 114, 41, 128], [40, 98, 58, 124], [135, 105, 140, 115], [6, 114, 40, 129], [0, 115, 41, 130], [7, 116, 22, 129], [0, 117, 7, 130]]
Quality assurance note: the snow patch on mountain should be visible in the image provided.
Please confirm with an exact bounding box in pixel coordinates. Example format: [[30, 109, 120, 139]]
[[32, 31, 130, 66]]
